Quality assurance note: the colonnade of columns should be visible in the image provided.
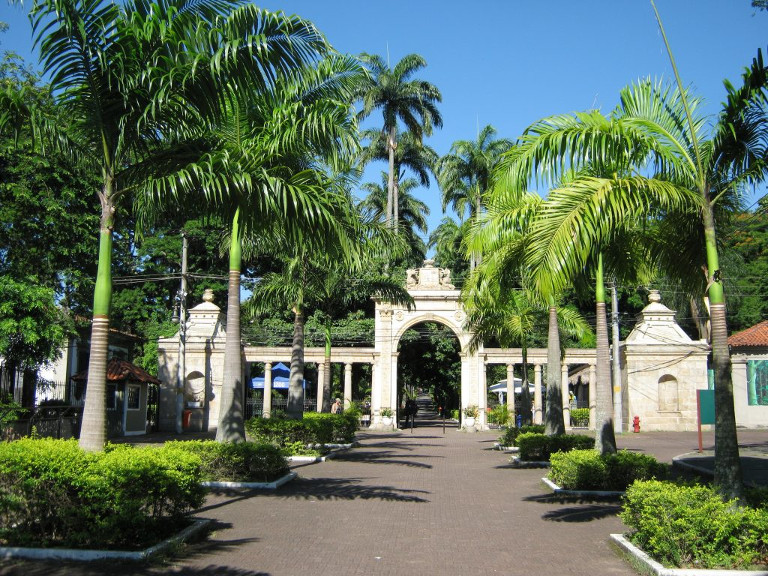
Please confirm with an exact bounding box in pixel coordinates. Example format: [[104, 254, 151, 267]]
[[259, 360, 359, 418], [496, 361, 597, 428]]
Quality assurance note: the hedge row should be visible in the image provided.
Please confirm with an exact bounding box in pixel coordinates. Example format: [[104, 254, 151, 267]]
[[245, 412, 357, 452], [166, 440, 289, 482], [0, 438, 205, 550], [498, 425, 545, 447], [516, 432, 594, 461], [549, 449, 668, 491], [621, 480, 768, 569]]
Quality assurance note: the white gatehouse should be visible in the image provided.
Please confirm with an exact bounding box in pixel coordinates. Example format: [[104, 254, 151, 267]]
[[370, 260, 486, 429]]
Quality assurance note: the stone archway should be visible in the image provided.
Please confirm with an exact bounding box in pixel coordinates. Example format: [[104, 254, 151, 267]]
[[370, 261, 485, 430]]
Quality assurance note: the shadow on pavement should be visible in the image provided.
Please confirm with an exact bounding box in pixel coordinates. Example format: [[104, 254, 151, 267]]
[[541, 503, 623, 523], [272, 476, 431, 502]]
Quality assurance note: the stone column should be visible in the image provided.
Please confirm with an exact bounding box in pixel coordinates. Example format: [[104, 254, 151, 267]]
[[317, 363, 324, 413], [561, 363, 570, 427], [263, 362, 272, 419], [534, 364, 543, 424], [589, 363, 597, 429], [390, 353, 398, 421], [344, 363, 352, 409], [506, 363, 515, 420]]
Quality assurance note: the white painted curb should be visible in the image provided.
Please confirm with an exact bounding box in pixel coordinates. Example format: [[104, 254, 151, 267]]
[[493, 442, 519, 453], [611, 534, 768, 576], [288, 445, 354, 463], [202, 471, 297, 490], [509, 456, 550, 468], [542, 477, 625, 497], [0, 518, 211, 561]]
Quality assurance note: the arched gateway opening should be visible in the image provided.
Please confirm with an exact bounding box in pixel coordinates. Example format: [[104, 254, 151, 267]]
[[370, 261, 486, 430]]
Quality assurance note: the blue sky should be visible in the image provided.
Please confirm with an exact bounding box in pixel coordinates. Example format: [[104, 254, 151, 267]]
[[1, 1, 766, 248]]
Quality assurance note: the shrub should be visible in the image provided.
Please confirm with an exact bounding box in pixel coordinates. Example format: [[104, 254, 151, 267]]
[[498, 425, 545, 447], [570, 408, 589, 427], [516, 432, 594, 461], [450, 409, 460, 420], [245, 413, 356, 451], [0, 438, 204, 550], [549, 449, 668, 490], [621, 480, 768, 569], [487, 405, 510, 426], [167, 440, 289, 482]]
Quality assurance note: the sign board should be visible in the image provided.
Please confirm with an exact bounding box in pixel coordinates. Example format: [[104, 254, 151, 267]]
[[696, 389, 716, 453]]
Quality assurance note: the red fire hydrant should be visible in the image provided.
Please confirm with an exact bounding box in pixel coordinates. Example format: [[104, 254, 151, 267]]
[[632, 415, 641, 433]]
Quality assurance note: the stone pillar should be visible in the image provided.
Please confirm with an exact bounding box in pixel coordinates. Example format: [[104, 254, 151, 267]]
[[478, 357, 487, 427], [263, 362, 272, 419], [344, 363, 352, 409], [561, 363, 570, 427], [506, 363, 515, 419], [589, 364, 597, 429], [390, 353, 398, 421], [534, 364, 543, 424], [317, 363, 324, 413]]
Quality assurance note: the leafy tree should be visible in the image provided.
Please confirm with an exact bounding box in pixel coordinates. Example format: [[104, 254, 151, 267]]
[[0, 276, 72, 405], [428, 216, 469, 283], [357, 53, 442, 228]]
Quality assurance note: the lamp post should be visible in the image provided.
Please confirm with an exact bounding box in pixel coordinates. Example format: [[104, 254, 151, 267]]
[[174, 231, 189, 434]]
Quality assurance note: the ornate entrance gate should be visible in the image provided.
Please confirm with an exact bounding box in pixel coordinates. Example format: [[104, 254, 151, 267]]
[[370, 261, 485, 429]]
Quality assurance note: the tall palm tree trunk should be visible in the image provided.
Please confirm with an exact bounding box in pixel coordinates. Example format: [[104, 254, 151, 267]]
[[594, 254, 617, 454], [520, 343, 532, 425], [287, 307, 306, 419], [544, 303, 565, 435], [387, 125, 396, 228], [79, 195, 114, 452], [322, 323, 332, 412], [703, 200, 743, 499], [216, 209, 245, 443]]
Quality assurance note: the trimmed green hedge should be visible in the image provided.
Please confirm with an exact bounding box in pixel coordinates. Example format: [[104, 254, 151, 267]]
[[0, 438, 204, 550], [621, 480, 768, 569], [516, 432, 594, 461], [245, 412, 357, 453], [570, 408, 589, 427], [166, 440, 289, 482], [498, 425, 545, 447], [549, 449, 668, 490]]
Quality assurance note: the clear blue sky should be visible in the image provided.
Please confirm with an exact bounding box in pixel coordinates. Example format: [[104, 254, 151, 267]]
[[1, 1, 766, 248]]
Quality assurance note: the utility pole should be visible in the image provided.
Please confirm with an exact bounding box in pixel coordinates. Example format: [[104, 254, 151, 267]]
[[175, 231, 189, 434], [611, 281, 622, 433]]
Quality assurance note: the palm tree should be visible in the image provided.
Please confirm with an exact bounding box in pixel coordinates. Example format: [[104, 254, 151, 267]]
[[155, 56, 365, 441], [22, 0, 330, 451], [357, 53, 442, 228], [497, 54, 767, 492], [360, 172, 430, 266], [437, 125, 512, 270], [359, 128, 437, 226], [428, 216, 468, 281], [466, 192, 591, 433]]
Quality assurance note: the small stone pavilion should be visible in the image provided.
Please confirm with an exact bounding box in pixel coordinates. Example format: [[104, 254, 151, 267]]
[[619, 290, 710, 431]]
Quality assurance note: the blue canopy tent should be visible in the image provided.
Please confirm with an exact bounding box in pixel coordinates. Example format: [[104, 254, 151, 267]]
[[251, 362, 306, 390]]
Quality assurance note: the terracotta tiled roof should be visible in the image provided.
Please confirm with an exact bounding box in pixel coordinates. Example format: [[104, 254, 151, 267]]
[[72, 358, 161, 384], [728, 320, 768, 348]]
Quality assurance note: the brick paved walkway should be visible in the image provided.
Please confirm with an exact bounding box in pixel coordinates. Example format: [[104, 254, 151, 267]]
[[2, 409, 765, 576]]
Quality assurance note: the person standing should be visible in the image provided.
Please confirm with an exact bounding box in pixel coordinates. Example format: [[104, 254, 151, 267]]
[[331, 398, 342, 414]]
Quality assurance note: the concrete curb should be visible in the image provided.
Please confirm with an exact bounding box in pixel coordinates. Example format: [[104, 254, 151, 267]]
[[288, 445, 354, 463], [0, 518, 211, 562], [492, 443, 519, 453], [610, 534, 768, 576], [202, 471, 297, 490], [542, 477, 625, 497], [508, 456, 550, 468]]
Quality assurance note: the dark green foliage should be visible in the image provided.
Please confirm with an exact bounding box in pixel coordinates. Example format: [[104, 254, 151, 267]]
[[0, 439, 204, 550], [498, 424, 545, 447], [516, 432, 595, 461], [621, 480, 768, 569], [549, 449, 668, 490], [166, 440, 289, 482], [245, 413, 357, 450]]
